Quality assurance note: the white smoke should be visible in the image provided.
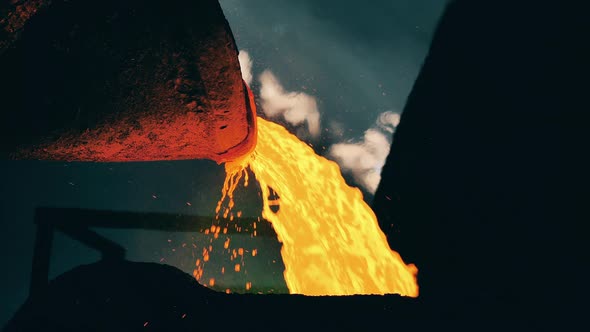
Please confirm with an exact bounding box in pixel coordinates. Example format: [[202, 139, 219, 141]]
[[258, 70, 320, 138], [328, 111, 400, 194], [238, 50, 253, 86], [238, 50, 320, 139], [238, 49, 397, 194], [376, 111, 400, 133]]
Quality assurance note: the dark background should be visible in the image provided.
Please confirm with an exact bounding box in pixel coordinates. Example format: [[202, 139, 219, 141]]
[[0, 0, 447, 326]]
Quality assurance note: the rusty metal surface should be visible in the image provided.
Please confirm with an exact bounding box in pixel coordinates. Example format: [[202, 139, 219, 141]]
[[0, 0, 256, 163]]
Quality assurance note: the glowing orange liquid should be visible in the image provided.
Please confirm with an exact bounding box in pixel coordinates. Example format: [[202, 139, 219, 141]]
[[216, 117, 418, 296]]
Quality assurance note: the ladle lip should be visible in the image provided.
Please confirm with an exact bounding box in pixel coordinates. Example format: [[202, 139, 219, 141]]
[[213, 80, 258, 164]]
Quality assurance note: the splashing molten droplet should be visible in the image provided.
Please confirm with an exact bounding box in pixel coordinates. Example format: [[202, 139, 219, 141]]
[[218, 117, 418, 296]]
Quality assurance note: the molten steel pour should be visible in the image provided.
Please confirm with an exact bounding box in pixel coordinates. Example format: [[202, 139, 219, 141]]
[[197, 117, 419, 297]]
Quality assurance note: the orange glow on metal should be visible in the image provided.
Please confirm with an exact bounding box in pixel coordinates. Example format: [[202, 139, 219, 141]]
[[19, 83, 258, 164]]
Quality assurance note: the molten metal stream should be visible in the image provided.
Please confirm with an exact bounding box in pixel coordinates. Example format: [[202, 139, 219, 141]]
[[211, 117, 418, 296]]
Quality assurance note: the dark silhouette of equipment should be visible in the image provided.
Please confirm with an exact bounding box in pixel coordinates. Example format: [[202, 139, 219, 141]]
[[372, 0, 573, 324], [27, 207, 276, 298], [4, 207, 418, 331]]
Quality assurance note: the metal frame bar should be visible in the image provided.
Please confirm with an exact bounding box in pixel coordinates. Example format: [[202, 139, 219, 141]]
[[29, 207, 274, 296]]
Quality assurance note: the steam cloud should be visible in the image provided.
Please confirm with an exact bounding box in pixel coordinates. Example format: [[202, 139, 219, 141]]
[[328, 111, 400, 194], [238, 50, 320, 139], [238, 50, 253, 86], [238, 49, 398, 194]]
